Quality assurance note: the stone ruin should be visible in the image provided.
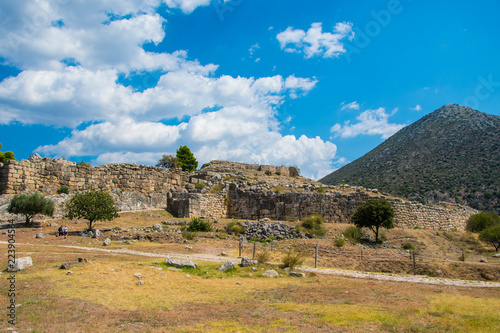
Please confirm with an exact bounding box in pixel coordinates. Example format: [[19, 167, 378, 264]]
[[0, 155, 478, 231]]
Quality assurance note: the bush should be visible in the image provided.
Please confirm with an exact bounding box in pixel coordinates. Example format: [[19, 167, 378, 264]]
[[466, 212, 500, 233], [181, 231, 195, 240], [187, 217, 212, 232], [335, 236, 345, 247], [300, 213, 326, 237], [274, 171, 281, 176], [316, 187, 325, 193], [403, 242, 415, 250], [256, 248, 271, 263], [264, 170, 272, 176], [225, 221, 245, 235], [77, 161, 92, 168], [282, 249, 306, 268], [343, 226, 362, 244], [479, 226, 500, 252], [195, 182, 207, 190], [57, 186, 69, 194]]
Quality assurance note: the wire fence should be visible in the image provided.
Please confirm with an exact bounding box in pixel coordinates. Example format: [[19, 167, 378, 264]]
[[237, 240, 500, 275]]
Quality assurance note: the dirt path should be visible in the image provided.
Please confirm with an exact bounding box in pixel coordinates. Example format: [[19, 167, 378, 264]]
[[3, 241, 499, 288]]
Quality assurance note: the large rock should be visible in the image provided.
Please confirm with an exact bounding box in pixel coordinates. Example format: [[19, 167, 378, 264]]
[[290, 271, 306, 278], [165, 257, 197, 269], [8, 257, 33, 271], [217, 261, 235, 272], [240, 256, 256, 267], [103, 238, 111, 246], [92, 229, 101, 238], [262, 270, 279, 278]]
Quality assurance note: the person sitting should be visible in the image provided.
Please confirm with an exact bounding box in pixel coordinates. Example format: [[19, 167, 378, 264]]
[[58, 225, 64, 237]]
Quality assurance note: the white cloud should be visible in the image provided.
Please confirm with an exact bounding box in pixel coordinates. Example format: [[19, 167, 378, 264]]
[[330, 108, 406, 139], [341, 101, 360, 110], [1, 1, 334, 180], [411, 104, 422, 111], [277, 22, 353, 58]]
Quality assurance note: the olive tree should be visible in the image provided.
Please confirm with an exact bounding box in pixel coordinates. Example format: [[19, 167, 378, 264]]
[[479, 226, 500, 252], [65, 191, 119, 231], [156, 154, 180, 169], [351, 198, 395, 242], [7, 192, 54, 224]]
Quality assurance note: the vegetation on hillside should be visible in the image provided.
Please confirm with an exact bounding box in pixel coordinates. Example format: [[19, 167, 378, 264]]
[[351, 198, 395, 242], [320, 105, 500, 213], [0, 142, 16, 163]]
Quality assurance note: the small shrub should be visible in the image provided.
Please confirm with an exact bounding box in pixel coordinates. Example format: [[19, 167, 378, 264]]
[[343, 226, 362, 244], [403, 242, 415, 250], [316, 187, 325, 193], [210, 184, 224, 194], [335, 236, 345, 247], [181, 231, 195, 240], [57, 186, 69, 194], [264, 170, 272, 176], [225, 221, 245, 235], [274, 171, 281, 176], [77, 161, 92, 168], [282, 249, 306, 268], [379, 232, 387, 242], [195, 182, 207, 190], [256, 248, 271, 263], [300, 213, 326, 237], [187, 217, 212, 232]]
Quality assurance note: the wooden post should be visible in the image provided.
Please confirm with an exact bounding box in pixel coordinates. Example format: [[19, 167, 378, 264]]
[[253, 242, 256, 259], [315, 245, 318, 268], [462, 251, 465, 262], [361, 249, 363, 260], [239, 239, 242, 257], [413, 251, 416, 275]]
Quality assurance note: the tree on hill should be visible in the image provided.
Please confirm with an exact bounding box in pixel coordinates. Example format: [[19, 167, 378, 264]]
[[176, 145, 198, 172], [65, 191, 119, 231], [351, 198, 395, 242], [479, 226, 500, 252], [7, 192, 55, 224], [0, 143, 16, 163], [156, 154, 180, 169], [466, 212, 500, 233]]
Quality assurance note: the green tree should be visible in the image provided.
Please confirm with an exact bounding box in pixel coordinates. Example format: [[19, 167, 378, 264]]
[[156, 154, 180, 169], [351, 198, 395, 242], [176, 145, 198, 172], [479, 226, 500, 251], [65, 191, 119, 231], [466, 212, 500, 233], [0, 142, 16, 163], [7, 192, 55, 224]]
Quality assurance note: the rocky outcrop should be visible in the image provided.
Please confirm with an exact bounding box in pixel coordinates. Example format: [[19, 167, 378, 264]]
[[243, 220, 303, 240]]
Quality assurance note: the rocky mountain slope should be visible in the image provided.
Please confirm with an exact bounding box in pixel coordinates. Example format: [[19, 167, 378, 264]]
[[320, 104, 500, 213]]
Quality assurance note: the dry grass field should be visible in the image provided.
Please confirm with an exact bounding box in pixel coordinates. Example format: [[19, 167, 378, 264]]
[[1, 210, 499, 332]]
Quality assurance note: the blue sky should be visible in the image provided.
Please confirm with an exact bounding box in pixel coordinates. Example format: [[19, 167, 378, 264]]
[[1, 0, 499, 179]]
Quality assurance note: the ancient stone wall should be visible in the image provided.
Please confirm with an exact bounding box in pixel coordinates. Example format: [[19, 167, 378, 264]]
[[0, 157, 188, 195]]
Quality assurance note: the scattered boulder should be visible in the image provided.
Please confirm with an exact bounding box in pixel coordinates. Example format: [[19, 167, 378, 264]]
[[152, 223, 162, 230], [165, 257, 197, 269], [8, 257, 33, 271], [134, 272, 142, 279], [290, 272, 306, 278], [492, 254, 500, 258], [137, 280, 145, 285], [185, 246, 193, 250], [218, 261, 235, 272], [262, 270, 279, 278], [103, 238, 111, 246], [78, 258, 88, 263], [60, 262, 84, 270], [35, 233, 45, 239], [240, 256, 256, 267], [92, 229, 101, 238], [220, 251, 227, 256]]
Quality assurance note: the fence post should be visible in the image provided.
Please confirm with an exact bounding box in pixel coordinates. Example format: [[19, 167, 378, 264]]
[[239, 239, 242, 257], [253, 242, 256, 259], [462, 251, 465, 262], [413, 251, 416, 275], [361, 249, 363, 261], [315, 245, 318, 268]]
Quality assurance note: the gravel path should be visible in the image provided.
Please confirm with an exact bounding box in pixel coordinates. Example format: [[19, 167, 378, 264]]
[[4, 241, 500, 288]]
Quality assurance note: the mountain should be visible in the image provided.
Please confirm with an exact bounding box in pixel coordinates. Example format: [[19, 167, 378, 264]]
[[320, 104, 500, 213]]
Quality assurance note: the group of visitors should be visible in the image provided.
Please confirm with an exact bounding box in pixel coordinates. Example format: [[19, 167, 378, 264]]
[[58, 225, 68, 238]]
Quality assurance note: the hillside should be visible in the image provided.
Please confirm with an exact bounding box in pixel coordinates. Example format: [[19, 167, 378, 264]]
[[320, 104, 500, 213]]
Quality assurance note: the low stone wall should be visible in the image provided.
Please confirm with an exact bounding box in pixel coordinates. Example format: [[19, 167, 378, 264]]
[[167, 192, 228, 220]]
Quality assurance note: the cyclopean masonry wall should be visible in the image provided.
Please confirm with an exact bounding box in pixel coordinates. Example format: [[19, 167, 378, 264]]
[[168, 186, 477, 231], [0, 156, 477, 230]]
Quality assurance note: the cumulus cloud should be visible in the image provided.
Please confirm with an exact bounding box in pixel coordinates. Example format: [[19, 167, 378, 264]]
[[411, 104, 422, 111], [330, 108, 406, 139], [341, 101, 360, 110], [1, 1, 335, 180], [277, 22, 354, 58]]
